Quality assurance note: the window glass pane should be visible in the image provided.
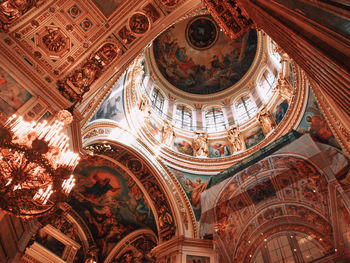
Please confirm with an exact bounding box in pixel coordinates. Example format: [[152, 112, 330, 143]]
[[296, 235, 325, 262], [205, 107, 226, 132], [151, 88, 164, 114], [252, 250, 264, 263], [271, 39, 282, 62], [267, 236, 295, 263], [259, 70, 276, 104], [175, 105, 192, 130], [234, 95, 257, 124]]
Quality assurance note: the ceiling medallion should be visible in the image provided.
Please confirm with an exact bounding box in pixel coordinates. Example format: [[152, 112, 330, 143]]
[[186, 16, 219, 50], [128, 12, 151, 36]]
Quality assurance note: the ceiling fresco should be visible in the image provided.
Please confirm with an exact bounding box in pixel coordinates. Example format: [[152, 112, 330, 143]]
[[69, 156, 156, 261], [153, 15, 257, 94]]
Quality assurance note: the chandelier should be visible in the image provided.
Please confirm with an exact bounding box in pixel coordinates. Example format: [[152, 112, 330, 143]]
[[0, 110, 80, 218]]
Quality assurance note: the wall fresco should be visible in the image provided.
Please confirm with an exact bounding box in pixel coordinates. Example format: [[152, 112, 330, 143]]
[[208, 140, 231, 158], [297, 89, 340, 149], [273, 98, 289, 124], [153, 15, 257, 94], [90, 73, 126, 123], [69, 156, 156, 261], [246, 177, 276, 205], [169, 168, 210, 221], [173, 137, 193, 156], [243, 125, 265, 149], [145, 117, 160, 138], [0, 66, 32, 116]]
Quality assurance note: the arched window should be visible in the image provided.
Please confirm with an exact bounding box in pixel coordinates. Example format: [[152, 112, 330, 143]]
[[174, 105, 192, 130], [270, 39, 282, 64], [251, 232, 326, 263], [205, 107, 226, 132], [258, 69, 277, 104], [150, 88, 164, 115], [234, 94, 258, 125]]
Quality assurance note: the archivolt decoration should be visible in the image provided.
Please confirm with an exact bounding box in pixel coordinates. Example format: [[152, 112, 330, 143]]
[[83, 142, 177, 242], [106, 229, 157, 263], [212, 154, 334, 263]]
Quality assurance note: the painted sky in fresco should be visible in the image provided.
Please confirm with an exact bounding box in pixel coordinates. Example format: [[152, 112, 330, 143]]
[[70, 156, 156, 261], [153, 16, 257, 94]]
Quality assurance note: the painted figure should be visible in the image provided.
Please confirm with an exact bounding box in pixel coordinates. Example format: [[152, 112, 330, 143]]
[[274, 100, 289, 124]]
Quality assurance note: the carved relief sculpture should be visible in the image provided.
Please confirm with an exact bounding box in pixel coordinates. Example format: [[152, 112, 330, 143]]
[[42, 27, 67, 53], [128, 13, 150, 36], [192, 131, 209, 157], [0, 0, 44, 32], [138, 93, 150, 114], [275, 72, 294, 101], [227, 125, 244, 152], [201, 0, 253, 40], [161, 120, 175, 147], [258, 106, 277, 135], [57, 42, 121, 102]]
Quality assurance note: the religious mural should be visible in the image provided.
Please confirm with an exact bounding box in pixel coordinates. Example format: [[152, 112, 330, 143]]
[[273, 98, 289, 124], [153, 15, 257, 94], [92, 0, 124, 17], [242, 125, 265, 149], [169, 168, 210, 221], [297, 89, 340, 149], [246, 178, 276, 205], [208, 141, 231, 158], [145, 118, 160, 138], [186, 255, 210, 263], [173, 137, 193, 156], [0, 66, 32, 116], [90, 73, 126, 123], [69, 156, 156, 261]]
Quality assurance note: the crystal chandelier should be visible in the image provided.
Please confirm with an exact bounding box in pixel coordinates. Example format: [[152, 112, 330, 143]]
[[0, 110, 80, 218]]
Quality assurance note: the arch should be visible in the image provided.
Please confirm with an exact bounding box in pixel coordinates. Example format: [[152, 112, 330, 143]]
[[82, 122, 197, 238], [104, 229, 157, 263], [212, 153, 334, 263], [82, 143, 177, 242]]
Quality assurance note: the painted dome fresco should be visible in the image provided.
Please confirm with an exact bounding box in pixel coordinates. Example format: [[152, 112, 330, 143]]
[[153, 15, 258, 95]]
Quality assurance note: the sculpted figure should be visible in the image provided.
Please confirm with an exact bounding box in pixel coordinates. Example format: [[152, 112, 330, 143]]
[[42, 28, 66, 53], [192, 131, 208, 157], [160, 0, 179, 7], [258, 106, 276, 135], [160, 120, 175, 147], [138, 93, 150, 114], [0, 0, 42, 31], [275, 72, 293, 101], [227, 125, 244, 152]]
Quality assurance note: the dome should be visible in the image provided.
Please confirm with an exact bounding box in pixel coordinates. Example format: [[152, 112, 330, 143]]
[[153, 15, 258, 95]]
